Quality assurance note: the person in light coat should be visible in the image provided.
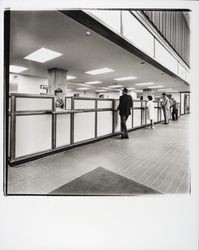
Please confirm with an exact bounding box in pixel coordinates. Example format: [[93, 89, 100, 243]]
[[147, 95, 155, 129]]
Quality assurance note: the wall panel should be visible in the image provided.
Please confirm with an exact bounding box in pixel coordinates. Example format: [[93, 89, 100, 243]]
[[122, 11, 154, 58]]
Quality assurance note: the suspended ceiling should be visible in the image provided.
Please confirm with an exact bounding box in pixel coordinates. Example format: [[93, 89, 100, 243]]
[[10, 10, 190, 93]]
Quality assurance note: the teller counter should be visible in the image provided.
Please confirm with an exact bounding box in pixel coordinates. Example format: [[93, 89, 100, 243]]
[[8, 94, 164, 165]]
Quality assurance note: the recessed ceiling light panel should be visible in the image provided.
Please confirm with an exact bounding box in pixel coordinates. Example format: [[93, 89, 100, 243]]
[[135, 82, 155, 86], [67, 75, 76, 80], [24, 48, 62, 63], [95, 90, 107, 92], [85, 81, 102, 84], [114, 76, 138, 81], [135, 90, 143, 92], [77, 87, 90, 90], [77, 83, 90, 87], [10, 65, 28, 73], [108, 85, 123, 88], [148, 85, 164, 89], [85, 67, 114, 75], [159, 88, 173, 91]]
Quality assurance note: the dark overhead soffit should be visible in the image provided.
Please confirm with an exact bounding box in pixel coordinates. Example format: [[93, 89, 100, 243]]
[[60, 10, 189, 87]]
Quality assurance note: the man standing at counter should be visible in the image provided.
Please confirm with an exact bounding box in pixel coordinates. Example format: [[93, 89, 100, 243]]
[[161, 93, 170, 124], [117, 88, 133, 139]]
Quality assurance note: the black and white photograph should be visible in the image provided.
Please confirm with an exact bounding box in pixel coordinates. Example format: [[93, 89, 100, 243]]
[[0, 1, 199, 250], [6, 9, 191, 195]]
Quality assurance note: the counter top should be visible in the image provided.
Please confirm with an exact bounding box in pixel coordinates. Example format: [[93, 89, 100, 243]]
[[51, 109, 95, 114]]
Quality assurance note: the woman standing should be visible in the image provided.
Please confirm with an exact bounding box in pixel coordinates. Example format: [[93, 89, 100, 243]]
[[147, 95, 155, 129]]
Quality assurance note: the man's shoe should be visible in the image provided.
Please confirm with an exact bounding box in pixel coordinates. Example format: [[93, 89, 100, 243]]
[[124, 136, 129, 139]]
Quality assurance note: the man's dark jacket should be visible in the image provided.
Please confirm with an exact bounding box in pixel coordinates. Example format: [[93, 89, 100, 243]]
[[117, 94, 133, 115]]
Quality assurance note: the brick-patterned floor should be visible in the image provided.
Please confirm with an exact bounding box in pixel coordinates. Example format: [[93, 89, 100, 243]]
[[7, 115, 190, 195]]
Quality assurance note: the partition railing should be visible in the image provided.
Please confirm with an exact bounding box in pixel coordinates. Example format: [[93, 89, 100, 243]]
[[8, 94, 164, 165]]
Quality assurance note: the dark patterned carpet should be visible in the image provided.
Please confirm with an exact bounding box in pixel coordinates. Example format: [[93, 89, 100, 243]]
[[49, 167, 160, 195]]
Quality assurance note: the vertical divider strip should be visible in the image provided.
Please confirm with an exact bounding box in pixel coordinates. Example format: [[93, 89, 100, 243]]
[[10, 95, 16, 161], [132, 100, 134, 129], [141, 101, 143, 126], [95, 99, 97, 138], [70, 97, 74, 144], [112, 100, 115, 134], [52, 97, 56, 149], [145, 101, 147, 125]]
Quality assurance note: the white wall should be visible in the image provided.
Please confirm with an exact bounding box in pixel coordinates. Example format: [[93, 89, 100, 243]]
[[18, 75, 48, 94], [86, 10, 121, 34], [9, 74, 48, 94]]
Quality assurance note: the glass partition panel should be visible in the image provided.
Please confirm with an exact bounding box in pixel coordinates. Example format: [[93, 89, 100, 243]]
[[97, 111, 113, 137], [180, 93, 185, 115], [127, 115, 132, 129], [74, 99, 95, 110], [154, 109, 158, 122], [9, 97, 11, 112], [74, 112, 95, 142], [161, 109, 164, 119], [133, 109, 141, 127], [65, 97, 72, 110], [114, 112, 120, 132], [16, 97, 53, 111], [15, 114, 52, 158], [133, 101, 142, 108], [154, 101, 158, 107], [8, 116, 10, 158], [97, 100, 113, 109], [56, 114, 71, 147]]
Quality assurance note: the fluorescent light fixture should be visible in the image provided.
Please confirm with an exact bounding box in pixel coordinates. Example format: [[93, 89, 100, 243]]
[[148, 85, 164, 89], [77, 87, 90, 90], [159, 88, 173, 91], [135, 82, 155, 86], [67, 75, 76, 80], [85, 81, 102, 84], [85, 67, 114, 75], [10, 65, 28, 73], [95, 90, 107, 92], [163, 90, 178, 92], [65, 89, 72, 92], [77, 83, 90, 86], [128, 87, 136, 90], [24, 48, 62, 63], [135, 90, 143, 93], [114, 76, 137, 81], [108, 85, 123, 88], [102, 87, 111, 90]]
